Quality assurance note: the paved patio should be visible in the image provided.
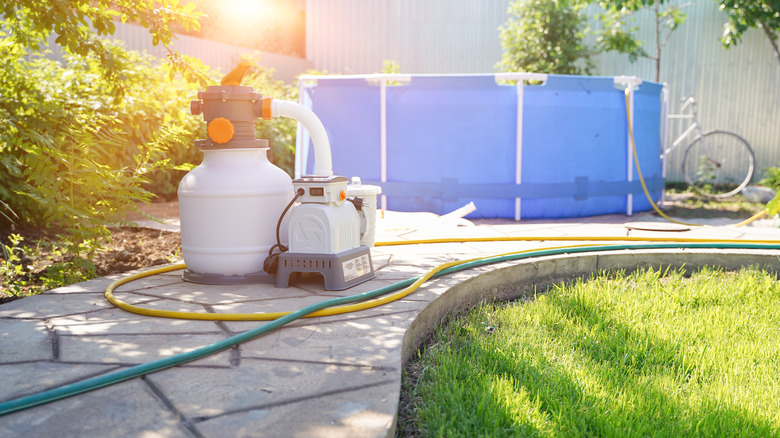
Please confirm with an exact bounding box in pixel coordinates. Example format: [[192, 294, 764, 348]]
[[1, 210, 779, 437]]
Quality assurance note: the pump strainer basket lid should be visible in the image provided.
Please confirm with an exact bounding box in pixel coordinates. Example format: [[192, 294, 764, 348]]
[[346, 177, 382, 196]]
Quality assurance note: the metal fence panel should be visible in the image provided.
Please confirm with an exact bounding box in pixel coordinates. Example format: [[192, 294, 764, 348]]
[[305, 0, 510, 74]]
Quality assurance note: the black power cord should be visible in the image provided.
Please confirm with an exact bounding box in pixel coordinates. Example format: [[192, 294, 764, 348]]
[[263, 188, 305, 274]]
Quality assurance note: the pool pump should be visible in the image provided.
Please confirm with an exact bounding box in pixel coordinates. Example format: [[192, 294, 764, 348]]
[[275, 175, 374, 290], [178, 62, 379, 290]]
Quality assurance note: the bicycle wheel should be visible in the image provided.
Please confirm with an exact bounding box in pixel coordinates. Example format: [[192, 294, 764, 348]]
[[681, 130, 755, 198]]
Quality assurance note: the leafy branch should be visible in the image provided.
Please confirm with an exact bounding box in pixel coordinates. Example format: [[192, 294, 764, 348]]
[[0, 1, 207, 91], [594, 0, 688, 81], [719, 0, 780, 66]]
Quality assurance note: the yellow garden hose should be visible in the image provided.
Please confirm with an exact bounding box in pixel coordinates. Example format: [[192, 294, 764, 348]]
[[623, 89, 768, 228], [105, 243, 603, 321], [8, 240, 779, 417], [105, 234, 780, 321]]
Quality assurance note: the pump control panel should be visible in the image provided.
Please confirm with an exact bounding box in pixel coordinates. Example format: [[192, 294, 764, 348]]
[[293, 175, 349, 204]]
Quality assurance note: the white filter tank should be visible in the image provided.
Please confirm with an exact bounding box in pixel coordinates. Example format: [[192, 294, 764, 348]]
[[178, 146, 293, 279], [179, 63, 300, 284]]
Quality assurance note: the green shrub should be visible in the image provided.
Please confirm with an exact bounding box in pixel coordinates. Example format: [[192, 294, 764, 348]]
[[759, 166, 780, 191], [0, 39, 302, 292], [1, 41, 202, 246], [0, 41, 205, 288], [497, 0, 593, 75], [0, 1, 220, 292], [0, 234, 32, 296]]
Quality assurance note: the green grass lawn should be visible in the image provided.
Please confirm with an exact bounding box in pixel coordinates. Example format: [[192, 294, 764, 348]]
[[401, 267, 780, 437]]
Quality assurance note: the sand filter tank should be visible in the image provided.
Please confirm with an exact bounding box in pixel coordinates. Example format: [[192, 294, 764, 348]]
[[178, 63, 294, 284]]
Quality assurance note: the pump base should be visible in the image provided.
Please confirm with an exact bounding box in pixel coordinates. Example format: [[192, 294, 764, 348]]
[[275, 246, 375, 290], [182, 269, 275, 285]]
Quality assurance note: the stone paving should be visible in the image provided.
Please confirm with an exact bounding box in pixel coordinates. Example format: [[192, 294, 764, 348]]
[[1, 211, 780, 437]]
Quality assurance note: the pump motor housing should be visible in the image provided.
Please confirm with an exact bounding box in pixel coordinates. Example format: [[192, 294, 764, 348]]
[[275, 175, 376, 290], [287, 176, 361, 254]]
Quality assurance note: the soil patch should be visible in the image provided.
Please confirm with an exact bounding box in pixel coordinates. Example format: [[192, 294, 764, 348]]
[[658, 193, 764, 219], [94, 228, 181, 275], [1, 225, 180, 300], [659, 202, 761, 219]]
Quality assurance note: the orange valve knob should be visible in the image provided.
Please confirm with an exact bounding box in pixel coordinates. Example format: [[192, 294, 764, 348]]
[[262, 97, 274, 120], [208, 117, 235, 144], [339, 189, 347, 201]]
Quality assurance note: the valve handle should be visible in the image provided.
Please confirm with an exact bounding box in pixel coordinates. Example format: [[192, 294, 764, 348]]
[[220, 61, 253, 86]]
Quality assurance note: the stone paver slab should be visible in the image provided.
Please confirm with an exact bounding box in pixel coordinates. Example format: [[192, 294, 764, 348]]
[[234, 311, 416, 366], [371, 242, 473, 257], [218, 299, 424, 333], [42, 276, 114, 294], [0, 319, 51, 362], [0, 379, 191, 438], [288, 277, 405, 297], [194, 381, 398, 438], [146, 358, 396, 420], [0, 292, 154, 319], [0, 362, 117, 402], [119, 280, 315, 305], [59, 333, 230, 365], [49, 300, 219, 335]]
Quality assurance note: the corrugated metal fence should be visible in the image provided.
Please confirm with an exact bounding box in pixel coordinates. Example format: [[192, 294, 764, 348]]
[[304, 0, 779, 183], [305, 0, 510, 74]]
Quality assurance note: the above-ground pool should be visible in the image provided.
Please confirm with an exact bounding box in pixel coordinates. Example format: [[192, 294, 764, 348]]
[[295, 74, 664, 220]]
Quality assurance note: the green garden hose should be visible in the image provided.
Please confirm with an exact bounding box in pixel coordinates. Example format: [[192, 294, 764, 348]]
[[2, 241, 779, 416]]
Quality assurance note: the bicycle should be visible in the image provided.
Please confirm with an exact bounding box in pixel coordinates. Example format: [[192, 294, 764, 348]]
[[665, 96, 755, 198]]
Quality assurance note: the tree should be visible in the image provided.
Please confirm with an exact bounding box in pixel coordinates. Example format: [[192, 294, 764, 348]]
[[595, 0, 687, 82], [718, 0, 780, 66], [497, 0, 594, 75], [0, 0, 206, 84], [496, 0, 685, 81]]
